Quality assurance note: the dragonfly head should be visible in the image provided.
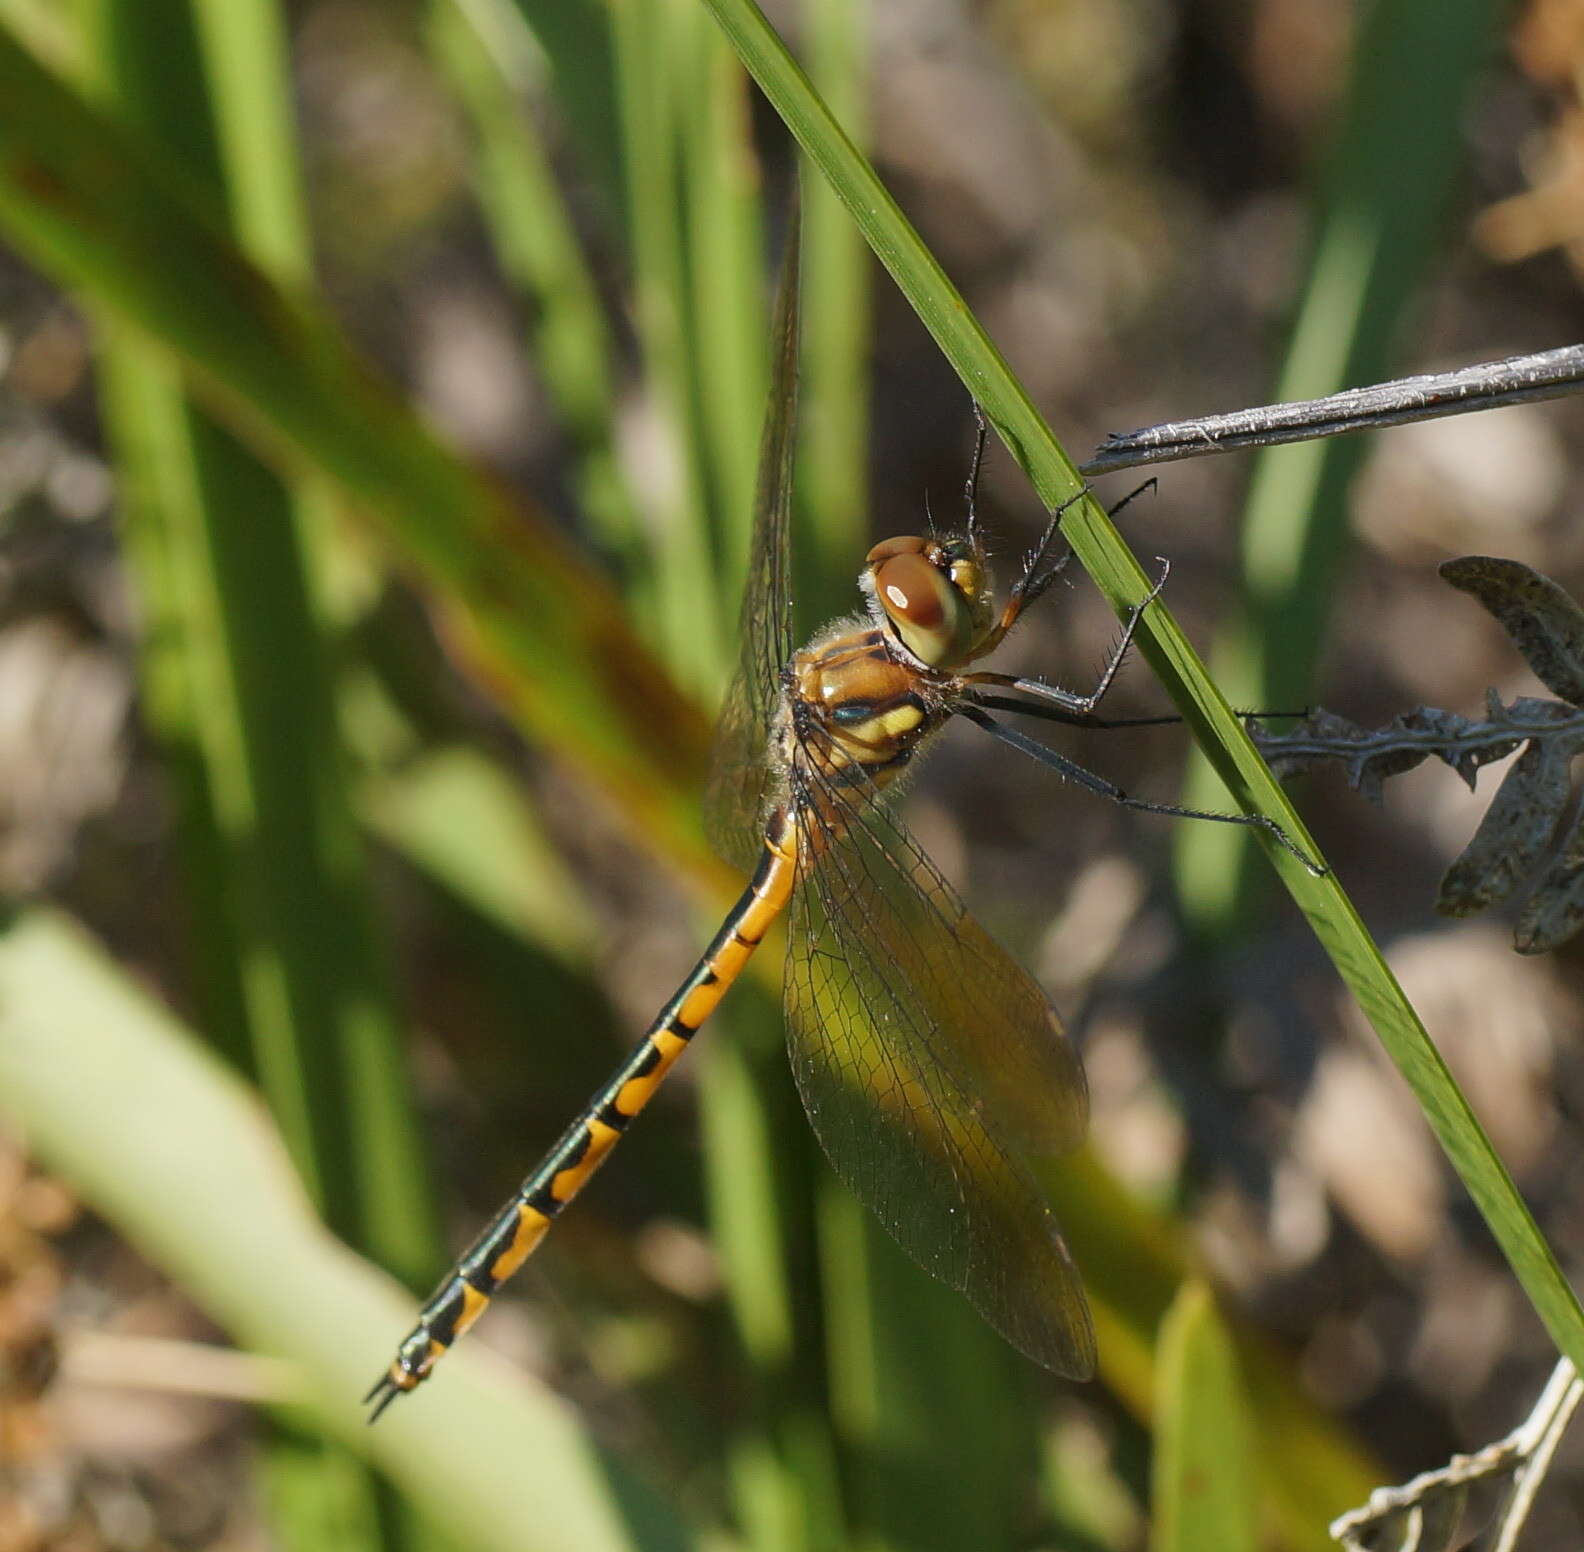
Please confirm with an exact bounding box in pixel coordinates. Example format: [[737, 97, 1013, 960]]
[[863, 532, 995, 668]]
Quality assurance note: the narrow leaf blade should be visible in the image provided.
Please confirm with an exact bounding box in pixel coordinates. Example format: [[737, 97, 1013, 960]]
[[1152, 1283, 1257, 1552]]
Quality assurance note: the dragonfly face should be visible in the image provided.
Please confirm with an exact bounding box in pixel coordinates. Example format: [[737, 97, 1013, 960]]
[[785, 529, 1004, 822]]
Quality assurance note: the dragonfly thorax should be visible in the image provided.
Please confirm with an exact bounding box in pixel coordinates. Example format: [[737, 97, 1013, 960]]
[[787, 625, 942, 790], [863, 531, 995, 669]]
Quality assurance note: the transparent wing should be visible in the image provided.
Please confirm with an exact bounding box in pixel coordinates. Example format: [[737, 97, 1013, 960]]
[[703, 216, 800, 873], [783, 748, 1096, 1376]]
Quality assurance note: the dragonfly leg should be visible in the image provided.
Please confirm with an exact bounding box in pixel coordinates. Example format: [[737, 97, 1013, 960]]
[[1014, 477, 1158, 615], [959, 704, 1326, 875], [960, 693, 1313, 733], [964, 402, 989, 538], [961, 692, 1184, 731], [969, 557, 1171, 717]]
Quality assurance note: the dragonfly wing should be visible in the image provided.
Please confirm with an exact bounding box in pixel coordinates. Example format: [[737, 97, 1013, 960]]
[[703, 217, 800, 873], [783, 762, 1095, 1377]]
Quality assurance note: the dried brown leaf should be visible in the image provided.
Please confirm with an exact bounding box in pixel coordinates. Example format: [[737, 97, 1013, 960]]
[[1253, 557, 1584, 950], [1515, 807, 1584, 954], [1437, 740, 1576, 916], [1439, 556, 1584, 705]]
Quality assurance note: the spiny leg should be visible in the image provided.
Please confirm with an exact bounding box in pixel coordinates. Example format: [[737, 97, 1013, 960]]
[[1011, 477, 1159, 621], [1104, 478, 1159, 523], [961, 403, 1082, 636], [961, 405, 1159, 647], [962, 693, 1314, 734], [1008, 491, 1084, 615], [962, 693, 1186, 732], [965, 402, 990, 537], [968, 557, 1171, 717], [959, 704, 1325, 876]]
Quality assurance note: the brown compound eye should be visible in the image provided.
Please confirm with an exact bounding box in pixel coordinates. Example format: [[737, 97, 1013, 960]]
[[865, 534, 929, 565], [873, 551, 949, 636], [867, 538, 979, 667]]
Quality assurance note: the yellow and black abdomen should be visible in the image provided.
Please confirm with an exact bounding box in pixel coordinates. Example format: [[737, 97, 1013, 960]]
[[369, 820, 797, 1413]]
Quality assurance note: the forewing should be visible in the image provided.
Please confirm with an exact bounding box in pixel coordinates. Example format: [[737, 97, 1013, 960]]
[[703, 217, 800, 873], [783, 753, 1095, 1376]]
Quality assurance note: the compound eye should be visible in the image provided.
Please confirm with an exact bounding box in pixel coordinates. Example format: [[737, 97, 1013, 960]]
[[874, 552, 947, 630], [872, 550, 965, 666], [866, 535, 929, 567]]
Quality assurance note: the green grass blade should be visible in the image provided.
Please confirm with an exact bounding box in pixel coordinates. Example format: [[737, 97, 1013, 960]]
[[99, 327, 409, 1552], [1044, 1150, 1378, 1551], [1152, 1283, 1256, 1552], [97, 345, 255, 1078], [428, 0, 639, 564], [0, 0, 77, 69], [0, 19, 718, 878], [504, 0, 624, 213], [76, 0, 437, 1287], [782, 17, 1052, 1547], [701, 0, 1087, 499], [361, 744, 599, 964], [0, 908, 689, 1552], [73, 6, 443, 1543], [675, 2, 766, 602], [818, 1192, 1043, 1550], [186, 0, 312, 272], [609, 0, 720, 691], [699, 0, 1584, 1405], [696, 993, 846, 1552], [795, 0, 868, 621]]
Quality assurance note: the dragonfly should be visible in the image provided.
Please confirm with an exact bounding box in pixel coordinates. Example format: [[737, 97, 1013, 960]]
[[366, 240, 1317, 1421]]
